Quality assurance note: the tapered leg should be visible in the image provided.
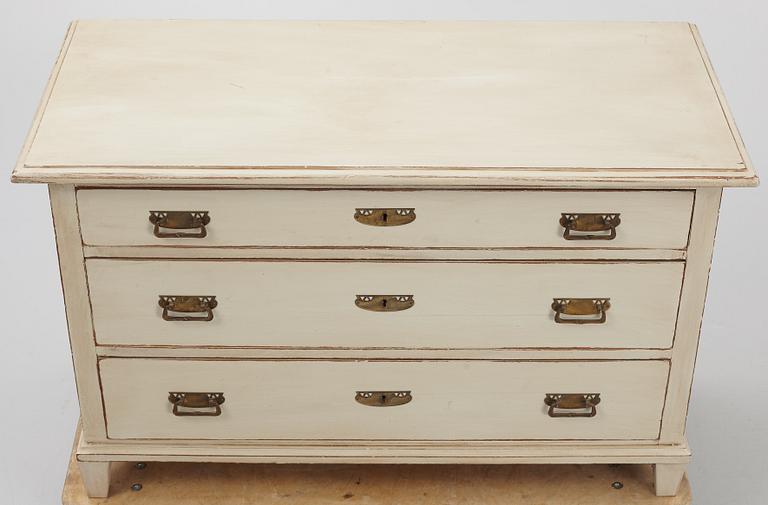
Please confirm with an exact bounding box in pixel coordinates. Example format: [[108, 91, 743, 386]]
[[78, 460, 111, 498], [654, 463, 687, 496]]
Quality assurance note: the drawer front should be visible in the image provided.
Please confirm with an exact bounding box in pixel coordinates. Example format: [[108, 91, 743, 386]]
[[100, 359, 669, 440], [87, 260, 683, 349], [77, 189, 693, 249]]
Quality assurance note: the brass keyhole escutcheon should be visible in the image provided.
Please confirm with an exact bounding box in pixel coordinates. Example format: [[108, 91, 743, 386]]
[[355, 391, 413, 407], [354, 208, 416, 226], [355, 295, 414, 312]]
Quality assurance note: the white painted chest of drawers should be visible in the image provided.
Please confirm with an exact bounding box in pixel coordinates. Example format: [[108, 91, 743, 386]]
[[12, 20, 758, 499]]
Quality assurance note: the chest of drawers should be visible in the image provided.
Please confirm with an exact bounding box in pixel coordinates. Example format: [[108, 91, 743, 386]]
[[12, 20, 758, 499]]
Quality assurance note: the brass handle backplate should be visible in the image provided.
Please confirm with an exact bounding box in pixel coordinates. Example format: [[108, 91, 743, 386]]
[[355, 295, 414, 312], [149, 210, 210, 238], [552, 298, 610, 324], [355, 391, 412, 407], [544, 393, 601, 418], [354, 208, 416, 226], [168, 392, 225, 416], [560, 213, 620, 240], [158, 295, 217, 321]]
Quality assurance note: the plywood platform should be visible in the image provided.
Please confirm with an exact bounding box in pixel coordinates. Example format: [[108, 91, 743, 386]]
[[63, 450, 691, 505]]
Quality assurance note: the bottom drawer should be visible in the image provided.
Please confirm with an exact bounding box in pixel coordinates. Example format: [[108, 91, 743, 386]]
[[100, 359, 669, 441]]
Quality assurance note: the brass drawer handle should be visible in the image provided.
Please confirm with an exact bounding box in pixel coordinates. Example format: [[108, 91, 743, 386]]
[[168, 392, 225, 416], [158, 295, 217, 321], [355, 295, 414, 312], [149, 210, 210, 238], [559, 213, 621, 240], [354, 208, 416, 226], [544, 393, 601, 418], [355, 391, 412, 407], [551, 298, 610, 324]]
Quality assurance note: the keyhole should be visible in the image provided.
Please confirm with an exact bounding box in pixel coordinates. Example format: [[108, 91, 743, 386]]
[[380, 394, 387, 404], [382, 298, 387, 308], [382, 211, 388, 223]]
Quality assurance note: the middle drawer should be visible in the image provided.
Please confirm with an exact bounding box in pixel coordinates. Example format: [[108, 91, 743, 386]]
[[87, 260, 683, 349]]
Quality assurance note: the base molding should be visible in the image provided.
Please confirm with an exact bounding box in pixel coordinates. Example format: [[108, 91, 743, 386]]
[[76, 426, 691, 465], [65, 441, 692, 504]]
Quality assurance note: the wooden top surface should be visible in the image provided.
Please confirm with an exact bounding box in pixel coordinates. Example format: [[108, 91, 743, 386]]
[[13, 20, 757, 187]]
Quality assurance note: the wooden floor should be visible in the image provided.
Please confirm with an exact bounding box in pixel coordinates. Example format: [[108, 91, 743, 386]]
[[63, 451, 691, 505]]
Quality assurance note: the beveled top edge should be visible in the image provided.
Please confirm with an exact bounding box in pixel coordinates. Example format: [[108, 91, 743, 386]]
[[11, 20, 759, 187]]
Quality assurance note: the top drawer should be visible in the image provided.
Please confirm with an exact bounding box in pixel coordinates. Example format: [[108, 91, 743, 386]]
[[77, 189, 693, 249]]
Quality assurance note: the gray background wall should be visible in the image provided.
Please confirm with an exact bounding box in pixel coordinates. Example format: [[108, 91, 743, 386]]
[[1, 2, 764, 504]]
